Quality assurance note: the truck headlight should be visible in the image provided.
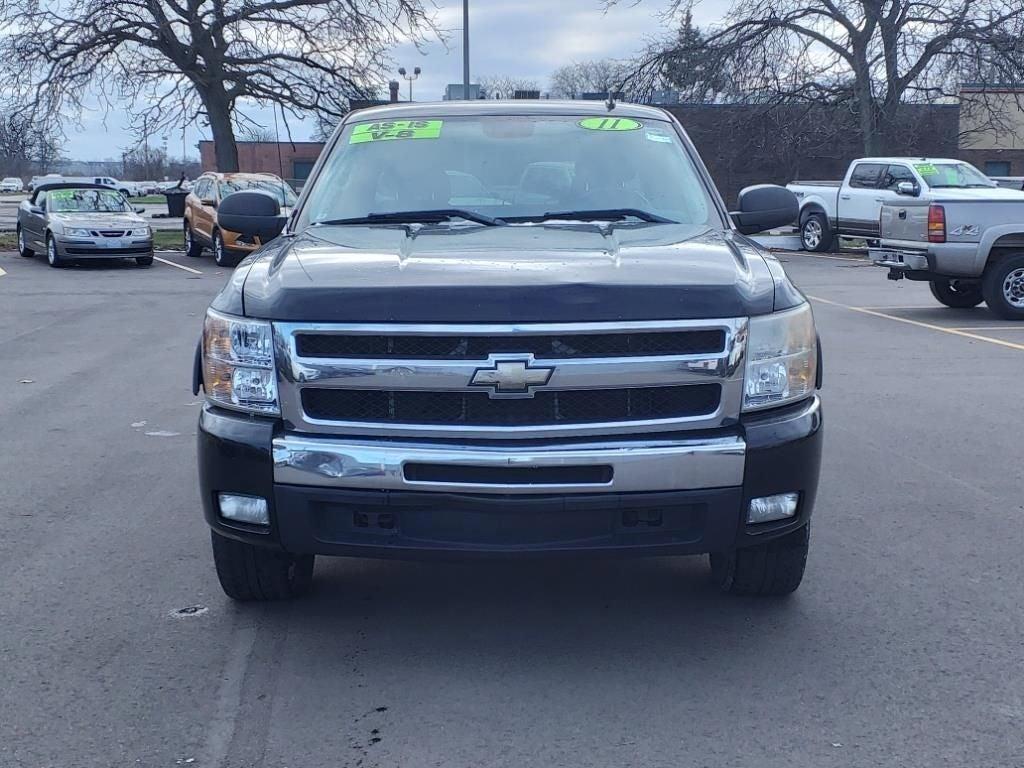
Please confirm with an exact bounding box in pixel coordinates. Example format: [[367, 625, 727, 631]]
[[202, 309, 279, 414], [742, 303, 817, 412]]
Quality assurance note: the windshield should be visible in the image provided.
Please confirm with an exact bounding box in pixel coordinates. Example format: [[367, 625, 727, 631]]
[[220, 178, 297, 206], [914, 162, 995, 189], [47, 188, 131, 213], [298, 115, 719, 228]]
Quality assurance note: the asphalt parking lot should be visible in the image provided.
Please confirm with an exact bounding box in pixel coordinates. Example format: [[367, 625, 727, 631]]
[[1, 246, 1022, 767]]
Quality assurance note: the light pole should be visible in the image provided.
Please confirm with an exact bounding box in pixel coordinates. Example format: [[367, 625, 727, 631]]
[[462, 0, 470, 100], [397, 66, 421, 101]]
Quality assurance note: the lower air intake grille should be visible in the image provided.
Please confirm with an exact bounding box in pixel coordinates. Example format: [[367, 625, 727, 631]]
[[301, 385, 721, 427]]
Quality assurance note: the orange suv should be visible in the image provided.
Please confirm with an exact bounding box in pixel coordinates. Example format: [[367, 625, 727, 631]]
[[183, 172, 297, 266]]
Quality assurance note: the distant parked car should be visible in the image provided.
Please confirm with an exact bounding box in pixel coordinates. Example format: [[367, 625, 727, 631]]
[[36, 175, 140, 197], [28, 174, 61, 192], [16, 183, 154, 268], [183, 172, 296, 266], [1, 177, 24, 192]]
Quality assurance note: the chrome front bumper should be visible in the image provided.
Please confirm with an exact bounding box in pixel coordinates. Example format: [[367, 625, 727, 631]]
[[273, 434, 746, 495]]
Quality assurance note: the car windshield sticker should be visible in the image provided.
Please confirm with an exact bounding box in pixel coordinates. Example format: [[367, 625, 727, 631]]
[[914, 163, 938, 175], [646, 130, 672, 143], [349, 120, 443, 144], [578, 117, 642, 131], [48, 189, 76, 202]]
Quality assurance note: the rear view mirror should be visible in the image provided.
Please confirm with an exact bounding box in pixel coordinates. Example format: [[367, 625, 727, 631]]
[[217, 191, 287, 242], [730, 184, 799, 235]]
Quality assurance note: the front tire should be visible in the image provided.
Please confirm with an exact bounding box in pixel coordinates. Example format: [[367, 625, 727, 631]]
[[800, 213, 832, 252], [184, 223, 203, 258], [710, 525, 809, 596], [136, 255, 154, 267], [982, 253, 1024, 320], [929, 279, 983, 308], [17, 225, 34, 257], [213, 230, 239, 268], [211, 531, 315, 602], [46, 234, 65, 268]]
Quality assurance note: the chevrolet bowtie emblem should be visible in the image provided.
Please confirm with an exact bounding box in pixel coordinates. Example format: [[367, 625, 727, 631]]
[[469, 358, 555, 397]]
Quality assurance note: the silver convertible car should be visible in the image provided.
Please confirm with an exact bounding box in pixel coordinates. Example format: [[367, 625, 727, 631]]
[[17, 183, 154, 267]]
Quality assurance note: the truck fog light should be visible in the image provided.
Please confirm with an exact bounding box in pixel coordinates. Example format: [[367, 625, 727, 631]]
[[218, 493, 270, 526], [747, 493, 799, 524]]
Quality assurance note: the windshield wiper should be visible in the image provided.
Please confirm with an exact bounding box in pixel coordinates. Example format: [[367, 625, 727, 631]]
[[504, 208, 676, 224], [316, 209, 503, 227]]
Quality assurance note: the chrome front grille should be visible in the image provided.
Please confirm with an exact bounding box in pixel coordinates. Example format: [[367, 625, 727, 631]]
[[274, 319, 748, 439]]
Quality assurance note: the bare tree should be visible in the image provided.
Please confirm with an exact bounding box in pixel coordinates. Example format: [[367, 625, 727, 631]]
[[0, 110, 63, 177], [624, 0, 1024, 154], [0, 1, 438, 172], [477, 75, 541, 99], [549, 60, 634, 99]]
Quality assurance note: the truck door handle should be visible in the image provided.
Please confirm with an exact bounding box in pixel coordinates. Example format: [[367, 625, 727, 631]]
[[898, 210, 907, 219], [840, 195, 851, 200]]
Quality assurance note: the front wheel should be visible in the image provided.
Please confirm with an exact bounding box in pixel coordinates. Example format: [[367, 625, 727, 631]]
[[800, 213, 832, 252], [982, 253, 1024, 320], [17, 225, 34, 257], [929, 279, 983, 308], [136, 255, 154, 267], [184, 223, 203, 258], [211, 531, 315, 601], [46, 234, 65, 268], [710, 525, 809, 596], [213, 230, 239, 268]]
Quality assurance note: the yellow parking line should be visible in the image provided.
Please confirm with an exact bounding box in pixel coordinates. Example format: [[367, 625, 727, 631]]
[[808, 295, 1024, 352], [154, 256, 202, 275]]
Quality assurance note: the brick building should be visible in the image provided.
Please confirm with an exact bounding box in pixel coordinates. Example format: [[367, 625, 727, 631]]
[[198, 140, 326, 186], [199, 96, 1023, 201]]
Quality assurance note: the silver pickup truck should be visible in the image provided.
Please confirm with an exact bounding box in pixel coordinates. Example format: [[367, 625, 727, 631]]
[[869, 172, 1024, 319]]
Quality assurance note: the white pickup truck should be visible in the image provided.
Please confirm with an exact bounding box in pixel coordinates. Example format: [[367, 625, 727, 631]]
[[787, 157, 1001, 252]]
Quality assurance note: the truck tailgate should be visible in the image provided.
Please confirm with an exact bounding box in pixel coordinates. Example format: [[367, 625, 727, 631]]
[[879, 201, 929, 245]]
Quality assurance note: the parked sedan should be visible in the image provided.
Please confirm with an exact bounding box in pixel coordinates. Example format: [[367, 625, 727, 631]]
[[1, 176, 24, 193], [17, 183, 154, 267]]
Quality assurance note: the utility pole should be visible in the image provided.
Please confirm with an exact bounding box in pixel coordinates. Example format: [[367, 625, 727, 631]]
[[462, 0, 470, 99]]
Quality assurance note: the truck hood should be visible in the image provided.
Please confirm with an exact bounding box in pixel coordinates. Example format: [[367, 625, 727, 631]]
[[240, 223, 779, 323], [927, 186, 1024, 202]]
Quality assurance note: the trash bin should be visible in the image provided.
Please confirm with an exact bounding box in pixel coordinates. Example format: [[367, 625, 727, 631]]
[[163, 190, 188, 218]]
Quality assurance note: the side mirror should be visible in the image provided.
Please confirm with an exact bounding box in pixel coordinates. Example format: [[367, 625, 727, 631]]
[[896, 181, 919, 197], [135, 206, 146, 214], [730, 184, 799, 235], [28, 204, 44, 215], [217, 191, 286, 242]]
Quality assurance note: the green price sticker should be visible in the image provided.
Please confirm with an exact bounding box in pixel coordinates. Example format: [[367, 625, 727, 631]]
[[578, 117, 642, 132], [914, 163, 938, 175], [349, 120, 443, 144]]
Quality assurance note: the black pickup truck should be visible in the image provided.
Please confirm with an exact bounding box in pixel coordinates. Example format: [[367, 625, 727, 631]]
[[194, 101, 823, 601]]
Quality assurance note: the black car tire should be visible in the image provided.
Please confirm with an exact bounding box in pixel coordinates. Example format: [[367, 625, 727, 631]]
[[929, 279, 983, 308], [213, 230, 239, 268], [17, 225, 34, 257], [710, 525, 809, 596], [800, 213, 833, 252], [211, 531, 315, 602], [46, 234, 65, 268], [982, 253, 1024, 320], [184, 223, 203, 258], [136, 255, 154, 267]]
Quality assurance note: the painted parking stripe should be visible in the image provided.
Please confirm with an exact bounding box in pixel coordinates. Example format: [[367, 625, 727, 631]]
[[154, 256, 202, 275], [0, 266, 6, 277], [808, 295, 1024, 352]]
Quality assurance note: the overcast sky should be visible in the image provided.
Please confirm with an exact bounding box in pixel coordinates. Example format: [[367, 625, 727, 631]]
[[64, 0, 728, 161]]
